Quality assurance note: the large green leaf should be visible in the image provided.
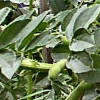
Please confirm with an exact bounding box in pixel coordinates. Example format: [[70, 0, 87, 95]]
[[51, 44, 70, 62], [26, 31, 60, 51], [66, 5, 100, 42], [48, 10, 71, 29], [70, 40, 94, 52], [61, 9, 77, 31], [78, 54, 100, 83], [18, 22, 48, 50], [69, 33, 94, 51], [15, 10, 49, 49], [0, 19, 30, 49], [78, 69, 100, 83], [0, 7, 11, 25], [0, 50, 21, 79], [0, 11, 49, 49], [67, 52, 93, 73]]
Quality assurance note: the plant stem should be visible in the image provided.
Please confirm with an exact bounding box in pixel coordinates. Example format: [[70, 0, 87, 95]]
[[95, 20, 100, 27], [26, 71, 33, 100], [61, 35, 69, 46], [29, 0, 33, 11], [48, 59, 67, 79], [26, 53, 33, 100]]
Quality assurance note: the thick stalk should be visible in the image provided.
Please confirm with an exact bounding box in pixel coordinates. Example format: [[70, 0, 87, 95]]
[[26, 71, 33, 100], [26, 53, 33, 100], [61, 35, 69, 46], [65, 80, 93, 100], [29, 0, 33, 11]]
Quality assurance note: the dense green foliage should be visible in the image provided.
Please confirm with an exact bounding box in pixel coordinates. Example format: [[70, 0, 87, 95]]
[[0, 0, 100, 100]]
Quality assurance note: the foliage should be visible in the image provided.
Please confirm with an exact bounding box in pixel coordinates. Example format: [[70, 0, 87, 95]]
[[0, 0, 100, 100]]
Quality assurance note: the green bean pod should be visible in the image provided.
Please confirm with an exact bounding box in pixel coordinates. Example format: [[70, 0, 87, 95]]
[[65, 81, 92, 100], [48, 59, 67, 79], [21, 58, 52, 70]]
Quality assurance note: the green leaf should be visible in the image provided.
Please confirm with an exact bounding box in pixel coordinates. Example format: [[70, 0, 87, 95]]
[[18, 33, 34, 51], [16, 10, 49, 49], [52, 44, 70, 62], [51, 53, 68, 62], [67, 52, 92, 73], [78, 54, 100, 83], [78, 69, 100, 83], [49, 10, 71, 29], [69, 33, 94, 51], [0, 7, 11, 25], [26, 31, 60, 51], [0, 11, 49, 49], [25, 31, 49, 51], [33, 22, 48, 33], [0, 50, 21, 79], [0, 19, 30, 49], [66, 5, 100, 42], [70, 40, 94, 51], [46, 37, 60, 48], [62, 9, 77, 31]]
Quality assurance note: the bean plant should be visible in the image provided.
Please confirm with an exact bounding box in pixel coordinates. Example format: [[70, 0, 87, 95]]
[[0, 0, 100, 100]]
